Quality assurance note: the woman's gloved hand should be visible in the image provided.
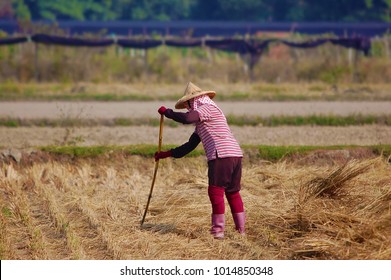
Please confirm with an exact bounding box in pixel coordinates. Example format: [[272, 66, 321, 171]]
[[154, 150, 172, 161], [158, 106, 167, 115]]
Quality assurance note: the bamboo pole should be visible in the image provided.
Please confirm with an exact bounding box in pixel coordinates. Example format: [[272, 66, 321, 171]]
[[141, 114, 164, 226]]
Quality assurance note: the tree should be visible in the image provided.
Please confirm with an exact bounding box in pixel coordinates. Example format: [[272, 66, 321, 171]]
[[110, 0, 133, 20], [299, 0, 382, 22], [191, 0, 268, 20], [382, 0, 391, 21], [8, 0, 391, 22], [130, 0, 196, 20], [12, 0, 31, 20], [10, 0, 117, 21]]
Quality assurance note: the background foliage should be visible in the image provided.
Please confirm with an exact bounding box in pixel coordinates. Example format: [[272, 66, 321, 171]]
[[1, 36, 391, 84], [1, 1, 391, 84], [1, 0, 391, 22]]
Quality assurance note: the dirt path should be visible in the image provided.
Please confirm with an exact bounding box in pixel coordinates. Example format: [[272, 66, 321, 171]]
[[1, 101, 391, 119], [1, 101, 391, 148], [1, 125, 390, 148]]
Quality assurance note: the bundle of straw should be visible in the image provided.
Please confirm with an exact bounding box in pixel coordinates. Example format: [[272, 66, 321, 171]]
[[300, 158, 379, 203]]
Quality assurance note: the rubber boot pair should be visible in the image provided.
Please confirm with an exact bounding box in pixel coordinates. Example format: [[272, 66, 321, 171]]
[[209, 186, 246, 239], [211, 212, 246, 239]]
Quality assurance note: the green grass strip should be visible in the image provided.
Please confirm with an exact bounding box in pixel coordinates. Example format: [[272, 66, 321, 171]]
[[2, 114, 391, 127], [40, 144, 391, 161], [226, 114, 391, 126], [2, 90, 391, 102], [40, 145, 204, 158]]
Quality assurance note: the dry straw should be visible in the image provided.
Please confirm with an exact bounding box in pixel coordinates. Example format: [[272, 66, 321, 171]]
[[0, 154, 390, 259], [300, 158, 380, 203]]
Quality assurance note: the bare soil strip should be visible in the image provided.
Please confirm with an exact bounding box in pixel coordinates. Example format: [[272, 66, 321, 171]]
[[1, 101, 391, 119], [1, 101, 391, 148], [1, 125, 390, 149], [1, 101, 390, 148]]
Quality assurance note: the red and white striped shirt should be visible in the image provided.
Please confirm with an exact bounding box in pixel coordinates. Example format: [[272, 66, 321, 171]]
[[193, 96, 243, 161]]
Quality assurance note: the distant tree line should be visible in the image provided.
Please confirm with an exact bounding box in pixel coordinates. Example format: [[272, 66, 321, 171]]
[[1, 0, 391, 22]]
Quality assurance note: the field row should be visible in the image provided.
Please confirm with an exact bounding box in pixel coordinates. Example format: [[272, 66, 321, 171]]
[[2, 101, 391, 119], [1, 125, 391, 149], [2, 114, 391, 128], [1, 155, 390, 259]]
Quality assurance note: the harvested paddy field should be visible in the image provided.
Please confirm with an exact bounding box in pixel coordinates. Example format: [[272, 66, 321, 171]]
[[1, 83, 390, 260], [1, 153, 390, 260]]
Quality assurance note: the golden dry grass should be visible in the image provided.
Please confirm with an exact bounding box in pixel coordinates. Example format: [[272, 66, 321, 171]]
[[0, 155, 390, 260], [2, 81, 391, 101]]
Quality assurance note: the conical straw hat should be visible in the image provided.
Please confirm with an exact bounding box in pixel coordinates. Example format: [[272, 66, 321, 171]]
[[175, 82, 216, 109]]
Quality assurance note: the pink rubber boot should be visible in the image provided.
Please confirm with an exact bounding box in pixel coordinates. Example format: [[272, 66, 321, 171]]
[[211, 214, 225, 239], [232, 212, 246, 235], [208, 186, 225, 239]]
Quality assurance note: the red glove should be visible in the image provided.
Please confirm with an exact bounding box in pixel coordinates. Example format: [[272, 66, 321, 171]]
[[154, 150, 172, 161], [158, 106, 167, 115]]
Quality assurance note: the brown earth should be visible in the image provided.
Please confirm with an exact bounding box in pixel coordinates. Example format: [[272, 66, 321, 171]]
[[1, 101, 391, 119], [1, 125, 391, 149], [1, 101, 391, 149]]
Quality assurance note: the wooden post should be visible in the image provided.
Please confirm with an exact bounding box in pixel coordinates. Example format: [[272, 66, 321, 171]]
[[144, 48, 149, 77], [34, 42, 40, 82], [348, 48, 353, 67], [384, 36, 390, 60], [204, 36, 213, 64], [349, 48, 360, 83], [143, 31, 149, 77], [248, 53, 260, 83]]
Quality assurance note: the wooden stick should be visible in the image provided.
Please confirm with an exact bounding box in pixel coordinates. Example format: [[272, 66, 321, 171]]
[[141, 114, 164, 225]]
